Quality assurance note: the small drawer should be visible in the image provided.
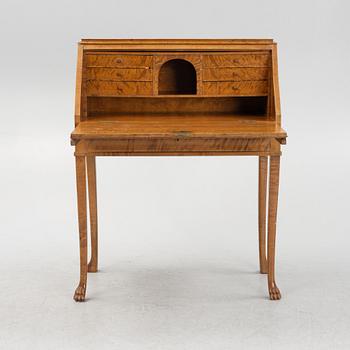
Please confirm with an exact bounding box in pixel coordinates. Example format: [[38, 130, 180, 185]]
[[203, 53, 270, 67], [86, 68, 152, 81], [85, 54, 153, 68], [203, 67, 269, 81], [86, 81, 153, 96], [203, 81, 268, 96]]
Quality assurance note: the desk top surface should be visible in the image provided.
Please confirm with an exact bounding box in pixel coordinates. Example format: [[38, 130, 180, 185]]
[[71, 115, 286, 140]]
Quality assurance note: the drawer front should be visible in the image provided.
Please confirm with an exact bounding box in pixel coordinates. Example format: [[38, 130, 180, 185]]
[[203, 53, 270, 67], [82, 138, 270, 154], [86, 68, 152, 81], [86, 81, 153, 96], [85, 54, 153, 68], [203, 67, 269, 81], [203, 81, 268, 96]]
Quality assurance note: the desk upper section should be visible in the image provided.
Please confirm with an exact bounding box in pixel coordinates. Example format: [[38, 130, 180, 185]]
[[74, 39, 284, 141]]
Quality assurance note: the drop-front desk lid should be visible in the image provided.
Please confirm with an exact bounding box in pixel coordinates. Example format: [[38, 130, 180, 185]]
[[71, 114, 286, 140]]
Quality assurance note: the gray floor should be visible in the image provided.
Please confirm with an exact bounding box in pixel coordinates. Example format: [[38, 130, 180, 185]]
[[2, 254, 350, 349]]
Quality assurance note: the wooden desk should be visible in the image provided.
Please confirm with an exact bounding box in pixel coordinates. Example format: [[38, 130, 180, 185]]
[[71, 39, 287, 301]]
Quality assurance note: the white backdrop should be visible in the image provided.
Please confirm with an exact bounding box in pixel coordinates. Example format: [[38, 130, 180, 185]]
[[1, 1, 350, 349]]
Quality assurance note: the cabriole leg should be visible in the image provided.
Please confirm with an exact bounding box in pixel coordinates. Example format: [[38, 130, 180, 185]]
[[73, 156, 88, 302], [87, 156, 98, 273], [267, 156, 281, 300], [258, 156, 268, 274]]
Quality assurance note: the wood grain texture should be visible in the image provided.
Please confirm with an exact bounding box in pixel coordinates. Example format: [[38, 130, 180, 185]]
[[267, 156, 281, 300], [202, 81, 268, 96], [76, 137, 271, 155], [259, 156, 268, 274], [81, 39, 274, 44], [74, 44, 84, 126], [80, 39, 274, 52], [271, 45, 282, 126], [203, 53, 271, 67], [86, 81, 153, 96], [71, 115, 287, 140], [86, 68, 152, 81], [87, 156, 98, 273], [203, 67, 269, 81], [73, 156, 88, 302], [85, 54, 152, 68]]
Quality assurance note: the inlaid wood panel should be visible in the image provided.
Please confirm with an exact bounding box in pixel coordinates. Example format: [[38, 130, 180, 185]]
[[85, 54, 153, 68], [86, 68, 152, 81], [86, 81, 153, 96], [203, 81, 268, 96], [203, 67, 269, 81], [203, 53, 271, 67]]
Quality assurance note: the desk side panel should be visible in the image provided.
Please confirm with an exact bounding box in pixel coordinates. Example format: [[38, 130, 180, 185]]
[[74, 44, 84, 126], [271, 44, 282, 126]]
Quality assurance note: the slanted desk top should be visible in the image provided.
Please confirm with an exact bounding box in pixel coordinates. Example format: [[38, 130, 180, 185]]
[[71, 39, 287, 301]]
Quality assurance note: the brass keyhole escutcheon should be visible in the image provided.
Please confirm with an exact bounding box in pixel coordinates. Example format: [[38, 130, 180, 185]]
[[174, 130, 192, 138]]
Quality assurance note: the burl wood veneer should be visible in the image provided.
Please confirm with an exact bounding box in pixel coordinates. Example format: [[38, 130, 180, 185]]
[[71, 39, 287, 302]]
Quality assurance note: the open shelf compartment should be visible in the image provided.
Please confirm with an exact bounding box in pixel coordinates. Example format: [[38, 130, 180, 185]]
[[87, 96, 269, 118], [158, 59, 197, 95]]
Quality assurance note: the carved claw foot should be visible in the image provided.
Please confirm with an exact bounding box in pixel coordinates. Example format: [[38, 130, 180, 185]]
[[73, 283, 86, 302], [88, 261, 97, 273], [269, 283, 281, 300]]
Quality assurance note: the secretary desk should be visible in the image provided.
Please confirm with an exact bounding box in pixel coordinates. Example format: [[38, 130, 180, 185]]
[[71, 39, 287, 301]]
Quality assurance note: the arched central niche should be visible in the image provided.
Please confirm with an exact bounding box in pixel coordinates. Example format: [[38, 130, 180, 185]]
[[158, 59, 197, 95]]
